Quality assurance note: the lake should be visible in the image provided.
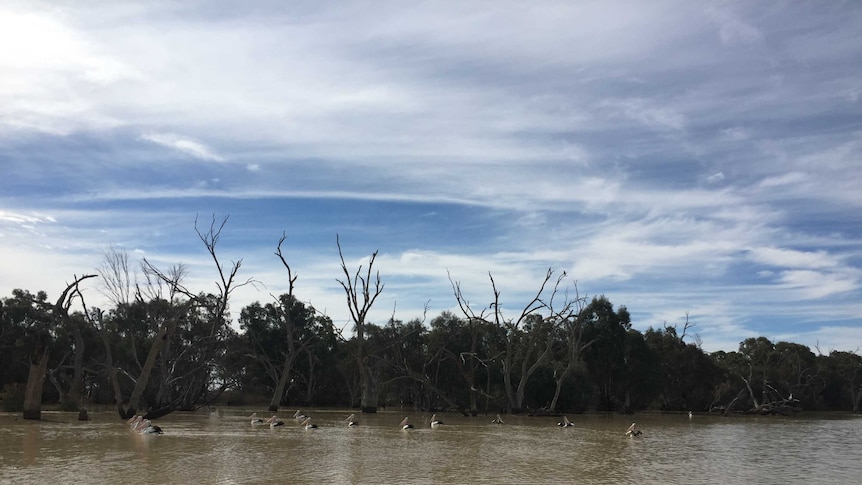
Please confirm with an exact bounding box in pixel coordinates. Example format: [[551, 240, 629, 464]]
[[1, 409, 860, 484]]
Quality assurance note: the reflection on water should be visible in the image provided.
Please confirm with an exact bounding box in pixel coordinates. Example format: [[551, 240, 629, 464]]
[[1, 410, 860, 484]]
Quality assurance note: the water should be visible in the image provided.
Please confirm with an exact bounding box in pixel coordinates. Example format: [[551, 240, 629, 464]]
[[1, 410, 860, 484]]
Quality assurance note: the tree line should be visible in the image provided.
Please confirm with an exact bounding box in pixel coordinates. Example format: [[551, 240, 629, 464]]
[[1, 217, 860, 420]]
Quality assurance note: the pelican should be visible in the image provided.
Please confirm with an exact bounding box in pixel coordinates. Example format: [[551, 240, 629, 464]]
[[558, 416, 574, 427], [266, 416, 285, 428], [626, 423, 643, 437], [128, 415, 143, 428], [688, 411, 693, 419], [293, 410, 309, 421], [250, 413, 265, 425], [301, 417, 318, 430], [491, 414, 504, 424], [344, 414, 358, 427], [430, 413, 443, 428], [400, 417, 414, 430], [138, 419, 163, 435]]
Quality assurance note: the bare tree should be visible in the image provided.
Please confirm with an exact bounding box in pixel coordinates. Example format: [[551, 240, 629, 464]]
[[22, 274, 97, 420], [139, 214, 256, 415], [452, 268, 574, 413], [264, 233, 316, 411], [336, 235, 384, 413], [547, 282, 592, 412]]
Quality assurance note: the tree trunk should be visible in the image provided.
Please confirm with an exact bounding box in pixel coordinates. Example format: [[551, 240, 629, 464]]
[[99, 330, 127, 418], [853, 384, 861, 413], [502, 356, 517, 412], [268, 353, 296, 412], [549, 370, 568, 412], [125, 318, 176, 416], [360, 366, 380, 413], [23, 349, 50, 420], [67, 321, 85, 409]]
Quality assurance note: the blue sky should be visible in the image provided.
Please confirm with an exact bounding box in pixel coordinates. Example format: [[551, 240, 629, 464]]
[[1, 0, 860, 353]]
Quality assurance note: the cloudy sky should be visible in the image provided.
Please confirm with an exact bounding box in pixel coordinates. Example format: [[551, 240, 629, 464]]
[[1, 0, 860, 353]]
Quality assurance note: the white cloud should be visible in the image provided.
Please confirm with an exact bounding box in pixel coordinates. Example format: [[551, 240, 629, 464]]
[[140, 132, 226, 162], [0, 0, 860, 354], [776, 270, 858, 300], [748, 247, 840, 269], [706, 172, 725, 184], [758, 172, 808, 188]]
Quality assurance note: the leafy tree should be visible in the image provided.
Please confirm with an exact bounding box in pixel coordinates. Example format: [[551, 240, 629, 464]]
[[581, 296, 631, 411], [645, 325, 721, 411]]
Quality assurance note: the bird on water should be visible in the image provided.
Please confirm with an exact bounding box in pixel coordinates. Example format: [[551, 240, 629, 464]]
[[430, 413, 444, 428], [626, 423, 643, 437], [266, 416, 285, 428]]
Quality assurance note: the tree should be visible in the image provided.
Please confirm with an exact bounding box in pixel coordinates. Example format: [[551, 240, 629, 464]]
[[546, 283, 591, 412], [822, 351, 862, 412], [427, 309, 499, 415], [644, 321, 721, 412], [336, 235, 384, 413], [581, 296, 631, 412], [452, 268, 576, 413], [18, 275, 97, 420], [263, 233, 316, 411], [239, 294, 320, 409]]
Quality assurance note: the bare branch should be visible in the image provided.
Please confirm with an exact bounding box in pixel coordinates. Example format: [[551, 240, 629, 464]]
[[97, 246, 133, 307]]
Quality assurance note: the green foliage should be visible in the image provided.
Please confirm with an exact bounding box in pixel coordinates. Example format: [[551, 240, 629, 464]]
[[1, 383, 25, 412], [2, 284, 859, 415]]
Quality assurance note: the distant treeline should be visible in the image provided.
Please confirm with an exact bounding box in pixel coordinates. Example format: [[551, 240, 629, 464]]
[[1, 227, 859, 419], [2, 286, 859, 417]]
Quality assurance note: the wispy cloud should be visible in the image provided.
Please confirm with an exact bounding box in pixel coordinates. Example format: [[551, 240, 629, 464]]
[[0, 0, 860, 352], [140, 132, 226, 162]]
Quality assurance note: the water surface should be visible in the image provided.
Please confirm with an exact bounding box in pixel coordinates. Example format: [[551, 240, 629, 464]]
[[1, 410, 859, 484]]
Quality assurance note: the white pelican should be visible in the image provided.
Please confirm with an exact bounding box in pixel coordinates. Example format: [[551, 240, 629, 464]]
[[137, 419, 163, 435], [491, 414, 504, 424], [430, 413, 443, 428], [688, 411, 693, 419], [128, 415, 143, 428], [344, 414, 358, 427], [301, 417, 318, 430], [266, 416, 285, 428], [625, 423, 642, 437], [293, 410, 309, 421], [558, 416, 574, 427], [400, 417, 414, 430], [250, 413, 265, 425]]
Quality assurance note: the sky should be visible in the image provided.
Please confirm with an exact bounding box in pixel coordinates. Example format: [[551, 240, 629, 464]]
[[1, 0, 860, 353]]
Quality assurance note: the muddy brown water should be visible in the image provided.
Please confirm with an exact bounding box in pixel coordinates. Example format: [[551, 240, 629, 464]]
[[1, 410, 860, 484]]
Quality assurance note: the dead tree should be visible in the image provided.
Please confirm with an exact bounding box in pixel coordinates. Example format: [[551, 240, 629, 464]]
[[336, 235, 384, 413], [140, 214, 256, 415], [547, 282, 592, 412], [265, 233, 315, 411], [22, 274, 97, 420], [452, 268, 572, 413]]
